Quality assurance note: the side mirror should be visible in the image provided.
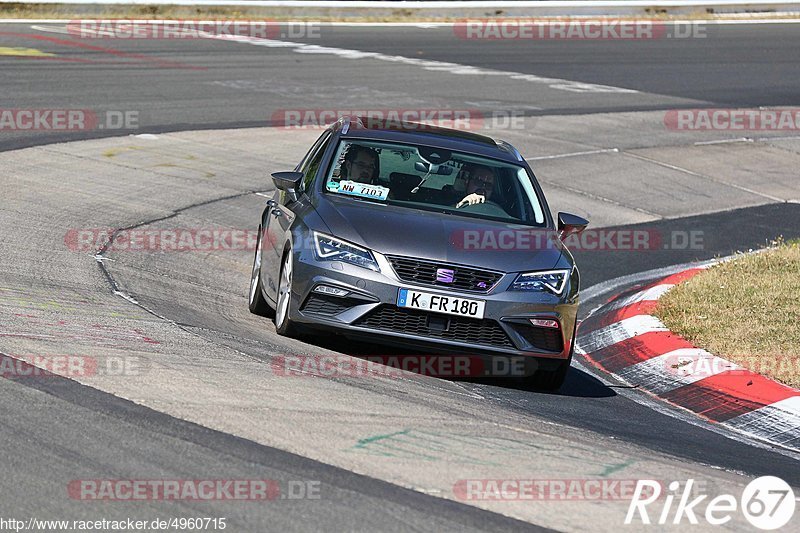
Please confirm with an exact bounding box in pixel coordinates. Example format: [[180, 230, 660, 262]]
[[557, 212, 589, 241], [271, 171, 304, 201]]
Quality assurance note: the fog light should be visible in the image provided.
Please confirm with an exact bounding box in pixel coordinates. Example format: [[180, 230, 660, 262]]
[[313, 285, 349, 297], [530, 318, 559, 329]]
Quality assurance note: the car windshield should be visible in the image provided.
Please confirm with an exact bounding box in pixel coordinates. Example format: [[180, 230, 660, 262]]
[[323, 139, 547, 225]]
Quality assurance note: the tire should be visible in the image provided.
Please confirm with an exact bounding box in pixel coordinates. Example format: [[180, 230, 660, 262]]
[[530, 332, 575, 392], [274, 249, 298, 337], [248, 227, 274, 317]]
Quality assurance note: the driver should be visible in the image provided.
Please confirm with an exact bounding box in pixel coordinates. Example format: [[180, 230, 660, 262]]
[[342, 145, 380, 184], [455, 164, 496, 208]]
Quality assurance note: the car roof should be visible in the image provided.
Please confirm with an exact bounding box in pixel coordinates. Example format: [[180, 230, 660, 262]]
[[331, 115, 524, 164]]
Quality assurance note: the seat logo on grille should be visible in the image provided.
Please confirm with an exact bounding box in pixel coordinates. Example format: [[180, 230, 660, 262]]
[[436, 268, 455, 283]]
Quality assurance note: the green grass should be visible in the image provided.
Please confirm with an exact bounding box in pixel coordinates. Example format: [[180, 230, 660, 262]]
[[656, 241, 800, 388]]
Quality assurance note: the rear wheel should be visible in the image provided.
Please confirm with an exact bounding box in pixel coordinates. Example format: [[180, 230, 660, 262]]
[[248, 228, 274, 317], [274, 250, 298, 337]]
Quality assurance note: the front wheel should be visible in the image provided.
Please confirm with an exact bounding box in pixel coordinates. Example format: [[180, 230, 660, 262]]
[[248, 228, 274, 317], [530, 338, 574, 392], [531, 357, 570, 391], [274, 250, 298, 337]]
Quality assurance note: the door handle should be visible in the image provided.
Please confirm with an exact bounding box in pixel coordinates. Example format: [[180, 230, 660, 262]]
[[271, 209, 283, 218], [266, 200, 277, 207]]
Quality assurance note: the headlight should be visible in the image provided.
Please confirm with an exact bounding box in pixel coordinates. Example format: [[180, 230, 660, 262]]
[[510, 269, 569, 294], [313, 232, 379, 272]]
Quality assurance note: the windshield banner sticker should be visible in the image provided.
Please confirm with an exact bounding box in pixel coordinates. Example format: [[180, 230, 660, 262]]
[[327, 180, 390, 201]]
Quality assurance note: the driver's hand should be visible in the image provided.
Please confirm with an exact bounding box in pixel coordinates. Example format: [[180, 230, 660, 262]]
[[456, 193, 485, 208]]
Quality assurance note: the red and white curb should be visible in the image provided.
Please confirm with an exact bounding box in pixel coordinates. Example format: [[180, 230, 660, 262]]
[[576, 266, 800, 452]]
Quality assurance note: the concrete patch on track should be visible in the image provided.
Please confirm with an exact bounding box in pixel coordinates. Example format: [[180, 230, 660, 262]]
[[535, 150, 771, 220], [497, 113, 800, 227], [1, 116, 798, 529], [630, 142, 800, 203]]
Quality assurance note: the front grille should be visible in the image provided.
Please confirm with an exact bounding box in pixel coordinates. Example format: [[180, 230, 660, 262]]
[[355, 306, 514, 349], [515, 324, 563, 352], [386, 256, 503, 293], [301, 294, 362, 317]]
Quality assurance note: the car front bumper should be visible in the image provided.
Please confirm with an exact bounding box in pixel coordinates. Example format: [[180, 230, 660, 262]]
[[285, 248, 578, 363]]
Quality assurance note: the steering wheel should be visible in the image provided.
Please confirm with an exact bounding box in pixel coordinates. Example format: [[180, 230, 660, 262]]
[[456, 200, 508, 217]]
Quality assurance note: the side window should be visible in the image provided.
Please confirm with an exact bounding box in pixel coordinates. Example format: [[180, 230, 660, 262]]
[[296, 132, 326, 172], [298, 132, 331, 194]]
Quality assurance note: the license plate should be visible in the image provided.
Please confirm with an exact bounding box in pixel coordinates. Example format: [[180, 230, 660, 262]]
[[397, 289, 485, 319]]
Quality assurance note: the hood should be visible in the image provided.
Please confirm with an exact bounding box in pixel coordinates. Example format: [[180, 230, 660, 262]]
[[313, 196, 564, 273]]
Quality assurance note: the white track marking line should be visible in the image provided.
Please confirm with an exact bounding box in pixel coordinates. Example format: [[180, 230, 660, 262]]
[[603, 283, 674, 312], [30, 24, 70, 34], [208, 34, 638, 94], [694, 137, 753, 145], [526, 148, 620, 160], [577, 314, 667, 354]]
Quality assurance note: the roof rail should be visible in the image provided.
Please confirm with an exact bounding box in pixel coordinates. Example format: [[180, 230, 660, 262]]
[[333, 116, 350, 134], [496, 140, 524, 162], [336, 115, 366, 135]]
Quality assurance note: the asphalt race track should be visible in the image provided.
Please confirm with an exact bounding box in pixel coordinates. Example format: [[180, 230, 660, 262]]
[[1, 21, 800, 531], [2, 22, 800, 151]]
